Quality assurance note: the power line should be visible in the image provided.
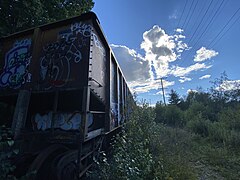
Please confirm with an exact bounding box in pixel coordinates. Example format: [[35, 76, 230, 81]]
[[190, 0, 225, 49], [182, 0, 195, 30], [179, 0, 217, 67], [187, 0, 214, 45], [183, 0, 226, 62], [208, 7, 240, 48], [177, 0, 188, 28], [177, 0, 213, 67], [211, 8, 240, 48], [183, 0, 199, 32]]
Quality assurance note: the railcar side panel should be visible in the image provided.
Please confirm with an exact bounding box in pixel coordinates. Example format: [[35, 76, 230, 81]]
[[0, 33, 33, 94], [34, 20, 91, 91], [110, 54, 118, 130], [89, 27, 107, 103]]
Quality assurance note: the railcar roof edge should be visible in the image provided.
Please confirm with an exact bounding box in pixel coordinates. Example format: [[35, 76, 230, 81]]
[[0, 12, 99, 40], [0, 11, 131, 94]]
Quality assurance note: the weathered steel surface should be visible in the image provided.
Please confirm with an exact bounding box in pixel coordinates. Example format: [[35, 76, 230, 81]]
[[0, 11, 134, 179], [35, 20, 91, 91], [0, 13, 99, 94], [0, 33, 33, 94], [11, 90, 31, 139], [89, 27, 107, 102]]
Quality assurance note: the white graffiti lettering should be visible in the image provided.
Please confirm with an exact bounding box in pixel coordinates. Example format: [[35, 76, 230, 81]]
[[33, 112, 93, 131], [71, 22, 93, 37], [92, 33, 106, 56]]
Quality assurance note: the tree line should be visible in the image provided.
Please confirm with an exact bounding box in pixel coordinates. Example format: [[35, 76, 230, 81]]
[[156, 72, 240, 147], [0, 0, 94, 37]]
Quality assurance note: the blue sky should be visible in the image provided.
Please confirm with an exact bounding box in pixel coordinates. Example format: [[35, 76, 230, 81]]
[[93, 0, 240, 104]]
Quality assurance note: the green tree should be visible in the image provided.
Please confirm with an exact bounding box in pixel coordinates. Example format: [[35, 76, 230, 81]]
[[0, 0, 94, 37], [168, 89, 180, 106]]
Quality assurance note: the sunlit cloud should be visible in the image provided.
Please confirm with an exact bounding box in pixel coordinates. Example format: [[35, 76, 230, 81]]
[[171, 63, 212, 77], [194, 47, 218, 62], [175, 28, 184, 33], [217, 80, 240, 91], [111, 26, 217, 95], [141, 25, 188, 78], [111, 44, 151, 82], [199, 74, 211, 80], [129, 79, 175, 94], [187, 89, 198, 94], [179, 76, 192, 83]]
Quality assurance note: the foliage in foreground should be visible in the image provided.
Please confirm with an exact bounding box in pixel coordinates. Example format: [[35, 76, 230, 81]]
[[91, 73, 240, 179], [0, 126, 18, 180], [90, 104, 156, 179], [90, 103, 197, 179]]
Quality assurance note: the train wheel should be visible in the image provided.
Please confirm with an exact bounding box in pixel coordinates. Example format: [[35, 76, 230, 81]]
[[27, 144, 69, 179], [55, 150, 78, 180]]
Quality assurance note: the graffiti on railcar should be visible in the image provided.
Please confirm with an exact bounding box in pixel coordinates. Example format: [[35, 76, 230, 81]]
[[32, 111, 93, 131], [39, 22, 92, 90], [92, 33, 106, 57], [0, 39, 32, 89], [71, 22, 93, 37]]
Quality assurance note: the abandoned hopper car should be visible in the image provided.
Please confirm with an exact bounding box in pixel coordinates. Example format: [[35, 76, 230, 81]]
[[0, 12, 133, 179]]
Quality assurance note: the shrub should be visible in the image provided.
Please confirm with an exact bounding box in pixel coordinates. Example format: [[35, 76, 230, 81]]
[[208, 122, 227, 144], [0, 126, 18, 180], [218, 106, 240, 131], [90, 104, 156, 179], [155, 104, 184, 127], [185, 102, 207, 122], [186, 114, 211, 137], [164, 105, 184, 127]]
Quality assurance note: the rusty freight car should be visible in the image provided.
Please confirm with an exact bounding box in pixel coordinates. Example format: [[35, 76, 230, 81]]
[[0, 12, 133, 179]]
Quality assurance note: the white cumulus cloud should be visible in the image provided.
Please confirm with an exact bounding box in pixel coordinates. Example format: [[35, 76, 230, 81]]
[[111, 44, 151, 82], [140, 25, 188, 78], [217, 80, 240, 91], [187, 89, 198, 94], [171, 63, 212, 77], [111, 44, 175, 93], [194, 47, 219, 62], [179, 76, 192, 83], [199, 74, 211, 80], [129, 79, 175, 94], [110, 26, 218, 94], [175, 28, 184, 33]]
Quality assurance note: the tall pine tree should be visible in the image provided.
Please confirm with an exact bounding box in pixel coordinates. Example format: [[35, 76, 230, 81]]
[[168, 89, 180, 106]]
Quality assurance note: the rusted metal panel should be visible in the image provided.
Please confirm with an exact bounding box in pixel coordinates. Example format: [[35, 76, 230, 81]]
[[35, 20, 91, 91], [0, 13, 100, 95], [0, 33, 33, 95]]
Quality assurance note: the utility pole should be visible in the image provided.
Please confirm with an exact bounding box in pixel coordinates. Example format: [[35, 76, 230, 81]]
[[160, 78, 166, 106]]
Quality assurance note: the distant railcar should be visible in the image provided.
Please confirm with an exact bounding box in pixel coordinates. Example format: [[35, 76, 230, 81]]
[[0, 12, 133, 179]]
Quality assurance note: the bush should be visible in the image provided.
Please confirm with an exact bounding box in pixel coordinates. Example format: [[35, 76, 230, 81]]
[[155, 104, 184, 127], [186, 114, 211, 137], [185, 102, 207, 122], [164, 105, 184, 127], [149, 124, 197, 180], [90, 104, 156, 180], [208, 122, 227, 144], [0, 126, 18, 180], [218, 106, 240, 131]]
